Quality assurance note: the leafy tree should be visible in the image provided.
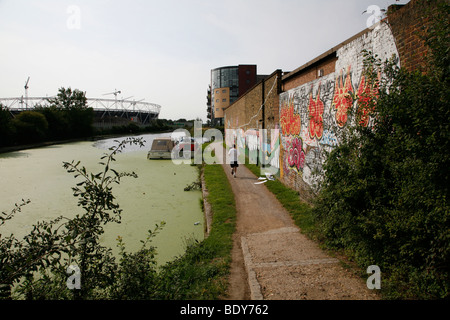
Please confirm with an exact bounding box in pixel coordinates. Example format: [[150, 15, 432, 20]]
[[47, 88, 94, 138], [48, 87, 88, 110]]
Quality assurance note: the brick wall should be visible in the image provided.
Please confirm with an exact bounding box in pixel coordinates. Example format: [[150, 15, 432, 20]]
[[262, 70, 283, 131], [283, 55, 337, 91], [387, 0, 443, 72], [224, 70, 282, 132]]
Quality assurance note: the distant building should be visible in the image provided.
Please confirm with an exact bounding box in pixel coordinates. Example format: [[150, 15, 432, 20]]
[[210, 65, 266, 126]]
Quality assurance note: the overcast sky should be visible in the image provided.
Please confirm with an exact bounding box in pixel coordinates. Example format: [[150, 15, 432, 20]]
[[0, 0, 409, 121]]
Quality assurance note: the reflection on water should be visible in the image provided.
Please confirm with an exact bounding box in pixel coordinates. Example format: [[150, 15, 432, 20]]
[[0, 151, 31, 159], [0, 133, 204, 265]]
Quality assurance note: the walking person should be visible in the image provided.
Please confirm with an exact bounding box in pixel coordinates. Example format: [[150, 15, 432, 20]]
[[228, 144, 239, 178]]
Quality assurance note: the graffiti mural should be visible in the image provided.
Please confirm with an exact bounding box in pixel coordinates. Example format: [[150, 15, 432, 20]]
[[320, 129, 338, 147], [221, 22, 400, 193], [287, 136, 305, 172], [332, 66, 354, 128], [308, 85, 325, 140], [356, 72, 380, 127], [225, 128, 280, 175], [279, 75, 334, 188], [280, 98, 301, 136], [279, 20, 400, 192]]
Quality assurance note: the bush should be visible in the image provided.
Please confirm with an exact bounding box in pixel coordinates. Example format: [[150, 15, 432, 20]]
[[12, 111, 48, 144], [35, 106, 69, 140]]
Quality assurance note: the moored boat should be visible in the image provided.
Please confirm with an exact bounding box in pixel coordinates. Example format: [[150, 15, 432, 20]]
[[147, 137, 175, 160]]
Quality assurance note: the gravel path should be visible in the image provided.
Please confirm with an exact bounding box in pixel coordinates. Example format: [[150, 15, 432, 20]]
[[213, 143, 379, 300]]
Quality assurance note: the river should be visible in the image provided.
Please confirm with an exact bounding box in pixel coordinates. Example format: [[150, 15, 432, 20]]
[[0, 133, 204, 266]]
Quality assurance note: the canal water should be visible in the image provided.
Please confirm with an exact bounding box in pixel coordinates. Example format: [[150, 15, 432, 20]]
[[0, 133, 204, 266]]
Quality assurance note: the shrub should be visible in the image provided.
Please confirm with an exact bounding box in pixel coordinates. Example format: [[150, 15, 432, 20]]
[[12, 111, 48, 144]]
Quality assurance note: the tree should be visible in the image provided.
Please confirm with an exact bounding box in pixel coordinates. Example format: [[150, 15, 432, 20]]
[[47, 88, 94, 138]]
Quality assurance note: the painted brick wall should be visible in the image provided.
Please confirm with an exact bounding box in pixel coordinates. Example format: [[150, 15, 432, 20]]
[[279, 22, 399, 200], [224, 71, 282, 172]]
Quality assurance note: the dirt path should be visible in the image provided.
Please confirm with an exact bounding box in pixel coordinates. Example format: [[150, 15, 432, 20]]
[[215, 143, 379, 300]]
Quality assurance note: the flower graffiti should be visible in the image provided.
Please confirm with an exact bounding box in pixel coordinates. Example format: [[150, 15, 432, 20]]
[[332, 67, 354, 127], [308, 85, 324, 140], [287, 136, 305, 172], [356, 72, 380, 127], [280, 98, 301, 136]]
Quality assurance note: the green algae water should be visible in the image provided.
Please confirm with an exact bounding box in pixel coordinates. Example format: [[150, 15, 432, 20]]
[[0, 133, 204, 266]]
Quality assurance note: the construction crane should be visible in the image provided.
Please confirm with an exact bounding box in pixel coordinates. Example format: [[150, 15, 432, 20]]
[[103, 89, 121, 106], [102, 89, 122, 118], [24, 77, 30, 110]]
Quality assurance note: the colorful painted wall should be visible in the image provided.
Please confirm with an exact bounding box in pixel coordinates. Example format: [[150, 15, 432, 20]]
[[225, 71, 282, 172], [279, 22, 399, 198]]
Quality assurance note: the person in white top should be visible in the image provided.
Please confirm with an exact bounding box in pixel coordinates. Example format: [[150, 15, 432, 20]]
[[228, 144, 239, 178]]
